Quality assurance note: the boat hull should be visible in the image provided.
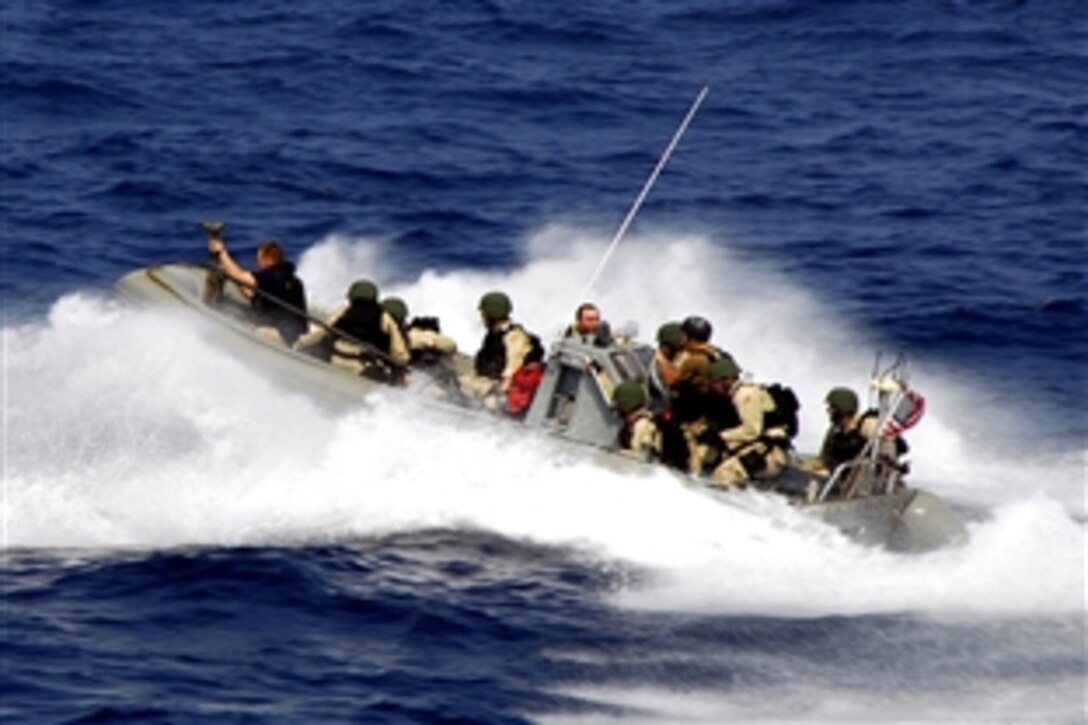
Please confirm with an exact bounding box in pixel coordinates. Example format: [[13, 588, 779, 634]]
[[815, 488, 965, 551], [115, 264, 383, 408]]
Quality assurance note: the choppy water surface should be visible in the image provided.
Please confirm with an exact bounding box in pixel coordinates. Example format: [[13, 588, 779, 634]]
[[2, 1, 1085, 722]]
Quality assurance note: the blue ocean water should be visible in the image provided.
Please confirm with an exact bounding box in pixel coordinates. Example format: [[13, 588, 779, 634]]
[[2, 1, 1085, 722]]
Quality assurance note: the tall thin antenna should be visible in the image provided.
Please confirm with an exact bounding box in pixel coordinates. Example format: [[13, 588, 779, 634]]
[[577, 85, 710, 301]]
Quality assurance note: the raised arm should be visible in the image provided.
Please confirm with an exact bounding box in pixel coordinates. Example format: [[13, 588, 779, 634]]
[[209, 236, 257, 298]]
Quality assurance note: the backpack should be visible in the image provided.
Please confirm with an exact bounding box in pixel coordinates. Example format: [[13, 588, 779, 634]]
[[523, 331, 545, 365], [763, 383, 800, 438]]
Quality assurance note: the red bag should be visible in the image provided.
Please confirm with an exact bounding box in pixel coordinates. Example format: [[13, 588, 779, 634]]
[[506, 363, 545, 416]]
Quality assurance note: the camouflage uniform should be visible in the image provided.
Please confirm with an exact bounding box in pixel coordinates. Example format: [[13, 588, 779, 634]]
[[461, 320, 533, 408], [619, 410, 663, 461], [295, 301, 410, 376], [709, 381, 790, 487]]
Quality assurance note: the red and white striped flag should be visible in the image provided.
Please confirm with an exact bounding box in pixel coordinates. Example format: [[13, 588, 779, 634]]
[[884, 389, 925, 438]]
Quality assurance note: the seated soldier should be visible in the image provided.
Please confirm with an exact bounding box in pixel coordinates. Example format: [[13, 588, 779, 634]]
[[669, 316, 736, 425], [814, 388, 872, 474], [380, 297, 457, 365], [612, 381, 690, 471], [701, 357, 791, 488], [294, 279, 409, 383], [811, 386, 909, 497], [678, 316, 733, 382], [655, 317, 738, 471], [380, 296, 461, 395], [613, 382, 659, 460], [460, 291, 536, 411]]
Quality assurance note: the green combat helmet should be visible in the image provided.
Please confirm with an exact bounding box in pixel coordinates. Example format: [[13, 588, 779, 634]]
[[825, 387, 859, 415], [656, 322, 685, 348], [707, 356, 741, 382], [382, 297, 408, 325], [479, 291, 512, 321], [612, 381, 647, 413], [348, 279, 379, 303]]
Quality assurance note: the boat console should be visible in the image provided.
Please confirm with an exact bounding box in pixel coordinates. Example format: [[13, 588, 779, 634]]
[[524, 337, 651, 449]]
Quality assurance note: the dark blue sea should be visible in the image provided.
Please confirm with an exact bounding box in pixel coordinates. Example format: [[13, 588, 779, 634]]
[[3, 1, 1085, 722]]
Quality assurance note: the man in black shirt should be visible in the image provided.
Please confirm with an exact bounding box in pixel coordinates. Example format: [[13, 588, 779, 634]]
[[207, 232, 308, 346]]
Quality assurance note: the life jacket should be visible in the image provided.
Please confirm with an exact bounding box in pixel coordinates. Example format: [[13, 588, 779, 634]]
[[474, 322, 527, 379], [332, 299, 390, 357]]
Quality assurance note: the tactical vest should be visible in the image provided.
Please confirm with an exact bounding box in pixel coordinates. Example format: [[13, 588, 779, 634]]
[[703, 391, 742, 431], [474, 323, 520, 379], [823, 410, 879, 469], [251, 263, 308, 345], [333, 300, 391, 356]]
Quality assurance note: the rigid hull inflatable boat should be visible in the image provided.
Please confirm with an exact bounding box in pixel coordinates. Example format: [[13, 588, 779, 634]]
[[115, 263, 967, 552]]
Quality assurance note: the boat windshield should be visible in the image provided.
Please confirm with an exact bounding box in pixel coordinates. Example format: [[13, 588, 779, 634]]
[[609, 348, 648, 383]]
